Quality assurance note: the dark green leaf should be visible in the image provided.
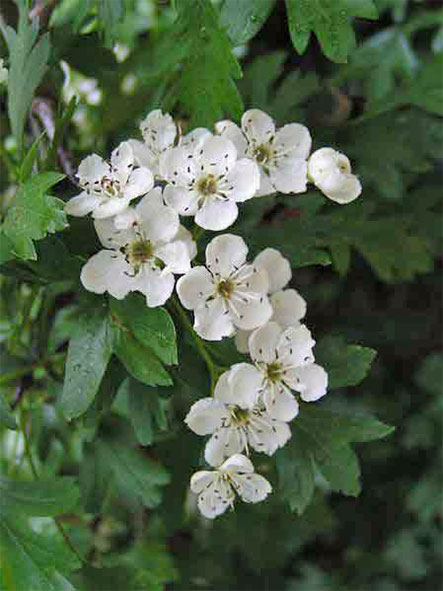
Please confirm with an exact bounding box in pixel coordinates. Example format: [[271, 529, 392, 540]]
[[0, 476, 79, 516], [124, 378, 169, 446], [220, 0, 276, 46], [2, 172, 67, 261], [110, 294, 177, 365], [0, 393, 16, 430], [61, 305, 113, 420]]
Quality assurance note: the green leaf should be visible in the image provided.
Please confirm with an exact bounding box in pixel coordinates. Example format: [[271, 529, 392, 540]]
[[113, 328, 172, 388], [220, 0, 276, 46], [276, 405, 394, 512], [285, 0, 378, 63], [414, 352, 443, 397], [172, 0, 243, 127], [110, 294, 177, 365], [60, 305, 113, 420], [19, 133, 45, 182], [315, 335, 377, 389], [0, 476, 79, 516], [124, 378, 169, 446], [96, 439, 170, 507], [0, 393, 16, 430], [1, 5, 50, 154], [97, 0, 125, 47], [2, 172, 67, 261], [0, 514, 79, 591], [402, 54, 443, 115]]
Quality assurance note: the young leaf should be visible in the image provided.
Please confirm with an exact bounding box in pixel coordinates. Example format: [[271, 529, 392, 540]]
[[110, 294, 177, 365], [0, 476, 79, 517], [315, 335, 377, 389], [60, 305, 113, 420], [285, 0, 378, 63], [220, 0, 276, 46], [172, 0, 243, 127], [1, 4, 50, 154], [2, 172, 67, 261]]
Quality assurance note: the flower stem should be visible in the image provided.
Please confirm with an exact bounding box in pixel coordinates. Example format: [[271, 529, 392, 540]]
[[19, 409, 87, 565], [170, 296, 219, 392]]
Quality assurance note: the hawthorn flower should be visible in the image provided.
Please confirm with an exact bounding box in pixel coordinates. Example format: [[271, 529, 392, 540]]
[[308, 147, 362, 204], [0, 59, 7, 85], [236, 248, 307, 353], [190, 454, 272, 519], [80, 187, 194, 307], [215, 109, 311, 197], [160, 135, 260, 230], [65, 141, 153, 219], [176, 234, 272, 341], [185, 363, 291, 466], [249, 321, 328, 421]]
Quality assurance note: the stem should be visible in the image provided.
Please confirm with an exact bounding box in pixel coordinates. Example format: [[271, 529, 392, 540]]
[[0, 352, 65, 386], [170, 296, 219, 392], [19, 410, 87, 565]]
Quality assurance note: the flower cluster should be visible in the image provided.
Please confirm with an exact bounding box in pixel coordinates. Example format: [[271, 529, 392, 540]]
[[65, 108, 360, 518]]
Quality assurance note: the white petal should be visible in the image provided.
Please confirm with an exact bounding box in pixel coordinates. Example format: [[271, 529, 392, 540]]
[[195, 197, 238, 231], [94, 217, 136, 249], [248, 321, 282, 363], [185, 398, 228, 435], [274, 123, 312, 159], [136, 187, 179, 242], [159, 146, 196, 186], [220, 453, 254, 474], [125, 167, 154, 199], [111, 141, 134, 185], [64, 192, 101, 216], [163, 185, 199, 216], [223, 363, 263, 408], [219, 158, 260, 202], [232, 295, 273, 331], [254, 248, 291, 294], [76, 154, 109, 185], [80, 250, 134, 299], [199, 135, 237, 176], [278, 324, 315, 367], [319, 173, 362, 204], [92, 197, 132, 219], [127, 139, 156, 172], [196, 479, 232, 518], [215, 120, 248, 157], [176, 267, 214, 310], [205, 234, 248, 276], [175, 225, 197, 260], [136, 267, 175, 307], [205, 427, 243, 467], [181, 127, 212, 150], [113, 207, 139, 230], [271, 289, 307, 327], [190, 470, 216, 494], [234, 329, 251, 354], [233, 473, 272, 503], [308, 147, 340, 184], [241, 109, 275, 145], [269, 157, 308, 194], [255, 169, 276, 197], [140, 109, 177, 152], [193, 299, 235, 341], [263, 384, 299, 421], [155, 240, 192, 274], [289, 363, 328, 402]]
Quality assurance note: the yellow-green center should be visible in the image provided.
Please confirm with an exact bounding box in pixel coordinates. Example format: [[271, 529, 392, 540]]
[[230, 406, 250, 426], [101, 177, 121, 197], [196, 174, 218, 197], [265, 361, 283, 383], [125, 239, 154, 270], [253, 144, 273, 165], [216, 279, 234, 299]]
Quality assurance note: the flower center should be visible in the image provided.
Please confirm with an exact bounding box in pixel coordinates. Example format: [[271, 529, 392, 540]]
[[101, 176, 121, 198], [216, 279, 235, 299], [196, 174, 218, 197], [265, 361, 283, 383], [230, 406, 250, 426], [253, 144, 273, 165], [124, 239, 154, 270]]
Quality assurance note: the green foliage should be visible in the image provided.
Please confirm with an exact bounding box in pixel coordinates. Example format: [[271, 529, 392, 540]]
[[220, 0, 276, 46], [285, 0, 378, 62], [1, 2, 50, 155], [0, 476, 79, 516], [1, 173, 67, 261], [0, 393, 16, 430]]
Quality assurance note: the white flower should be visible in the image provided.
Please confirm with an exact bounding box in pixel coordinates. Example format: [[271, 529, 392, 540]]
[[216, 109, 311, 197], [190, 454, 272, 519], [248, 321, 328, 421], [185, 363, 291, 466], [65, 141, 153, 219], [176, 234, 272, 341], [235, 248, 307, 353], [308, 147, 362, 204], [160, 134, 260, 230], [0, 59, 7, 85], [80, 187, 194, 307]]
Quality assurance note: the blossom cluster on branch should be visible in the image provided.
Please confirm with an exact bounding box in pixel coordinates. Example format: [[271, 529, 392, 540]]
[[64, 108, 361, 519]]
